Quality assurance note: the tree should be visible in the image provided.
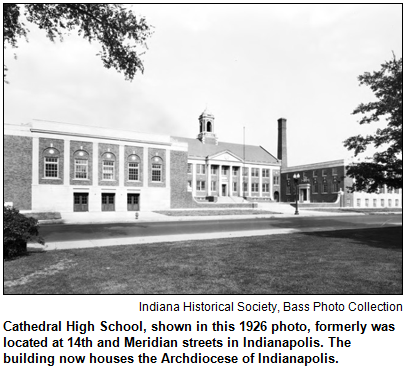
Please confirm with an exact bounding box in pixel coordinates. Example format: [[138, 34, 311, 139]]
[[4, 4, 152, 81], [343, 54, 402, 193]]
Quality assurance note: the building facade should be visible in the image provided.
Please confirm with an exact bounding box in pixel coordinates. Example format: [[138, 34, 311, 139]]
[[277, 120, 402, 208], [4, 112, 401, 214], [4, 111, 281, 215]]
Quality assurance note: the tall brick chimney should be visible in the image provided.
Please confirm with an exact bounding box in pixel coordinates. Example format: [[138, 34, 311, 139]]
[[277, 118, 287, 170]]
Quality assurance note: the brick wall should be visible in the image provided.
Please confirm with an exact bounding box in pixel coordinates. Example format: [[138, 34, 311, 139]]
[[124, 145, 143, 187], [39, 138, 64, 185], [148, 148, 166, 187], [98, 143, 119, 186], [281, 165, 346, 203], [4, 135, 33, 210], [70, 140, 93, 186], [170, 151, 198, 208]]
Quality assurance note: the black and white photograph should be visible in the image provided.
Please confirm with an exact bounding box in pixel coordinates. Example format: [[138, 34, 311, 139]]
[[4, 4, 402, 296]]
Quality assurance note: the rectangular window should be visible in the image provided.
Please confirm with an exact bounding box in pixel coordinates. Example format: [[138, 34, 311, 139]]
[[395, 199, 399, 207], [152, 164, 162, 182], [322, 183, 328, 193], [262, 169, 270, 178], [251, 168, 259, 177], [379, 187, 385, 194], [233, 167, 238, 176], [196, 181, 206, 191], [196, 164, 206, 175], [303, 171, 307, 179], [251, 183, 259, 192], [332, 182, 339, 192], [262, 183, 269, 193], [233, 182, 237, 192], [388, 199, 392, 207], [273, 176, 279, 185], [312, 182, 319, 194], [211, 181, 216, 191], [187, 163, 192, 174], [286, 174, 290, 180], [243, 182, 248, 192], [357, 199, 361, 207], [75, 159, 88, 179], [387, 187, 393, 194], [365, 199, 369, 207], [332, 168, 338, 175], [187, 180, 192, 191], [211, 165, 217, 175], [313, 170, 317, 177], [44, 157, 58, 178], [373, 199, 377, 207], [102, 160, 114, 180], [243, 167, 249, 176], [394, 188, 400, 194], [380, 199, 385, 207], [221, 167, 227, 176], [128, 162, 139, 181], [322, 169, 327, 176]]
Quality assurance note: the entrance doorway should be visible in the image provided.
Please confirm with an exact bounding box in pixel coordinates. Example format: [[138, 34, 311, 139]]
[[102, 193, 115, 211], [74, 193, 88, 212], [222, 184, 227, 196], [273, 191, 279, 202], [127, 193, 140, 211]]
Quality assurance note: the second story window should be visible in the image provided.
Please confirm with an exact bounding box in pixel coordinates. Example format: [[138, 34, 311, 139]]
[[129, 162, 139, 181], [251, 168, 259, 177], [322, 169, 327, 177], [262, 169, 270, 178], [102, 152, 116, 180], [45, 157, 58, 178], [74, 150, 89, 179], [187, 163, 192, 174], [75, 159, 88, 179], [43, 147, 60, 178], [103, 160, 114, 180]]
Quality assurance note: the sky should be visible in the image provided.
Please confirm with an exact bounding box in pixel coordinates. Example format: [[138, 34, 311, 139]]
[[4, 4, 402, 166]]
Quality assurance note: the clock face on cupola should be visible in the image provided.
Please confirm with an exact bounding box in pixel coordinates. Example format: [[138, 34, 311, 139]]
[[198, 108, 218, 145]]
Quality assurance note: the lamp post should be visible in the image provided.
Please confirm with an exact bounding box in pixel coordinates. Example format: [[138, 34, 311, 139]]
[[293, 173, 300, 215]]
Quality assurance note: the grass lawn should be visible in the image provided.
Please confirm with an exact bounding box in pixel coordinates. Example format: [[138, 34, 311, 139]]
[[4, 227, 402, 295], [154, 209, 281, 216]]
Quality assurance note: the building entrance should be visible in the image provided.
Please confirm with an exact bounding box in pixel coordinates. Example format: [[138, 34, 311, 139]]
[[102, 193, 115, 211], [222, 184, 227, 196], [74, 193, 88, 212], [127, 193, 140, 211]]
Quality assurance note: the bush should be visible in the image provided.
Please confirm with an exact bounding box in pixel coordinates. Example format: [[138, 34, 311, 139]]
[[3, 206, 44, 259]]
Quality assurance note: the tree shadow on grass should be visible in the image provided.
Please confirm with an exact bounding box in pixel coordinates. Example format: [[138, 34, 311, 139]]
[[302, 226, 402, 251]]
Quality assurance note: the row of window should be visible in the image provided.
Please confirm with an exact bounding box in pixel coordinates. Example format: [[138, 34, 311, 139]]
[[356, 199, 400, 208], [44, 156, 163, 182], [187, 164, 276, 179], [287, 182, 340, 195], [286, 168, 339, 179], [190, 181, 271, 193]]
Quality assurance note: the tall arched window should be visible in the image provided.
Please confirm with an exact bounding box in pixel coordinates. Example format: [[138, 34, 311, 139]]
[[151, 156, 163, 182], [128, 154, 140, 181], [207, 121, 212, 132], [73, 150, 89, 179], [102, 152, 116, 180], [43, 147, 60, 178]]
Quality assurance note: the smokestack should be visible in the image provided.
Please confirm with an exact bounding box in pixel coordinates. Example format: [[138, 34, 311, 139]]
[[277, 118, 287, 170]]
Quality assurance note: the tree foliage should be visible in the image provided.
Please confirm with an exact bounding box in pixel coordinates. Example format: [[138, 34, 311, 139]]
[[344, 55, 402, 192], [4, 206, 44, 258], [4, 4, 152, 81]]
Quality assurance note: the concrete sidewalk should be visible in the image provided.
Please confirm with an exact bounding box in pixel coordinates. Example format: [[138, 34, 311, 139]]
[[29, 225, 344, 251], [40, 207, 364, 225]]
